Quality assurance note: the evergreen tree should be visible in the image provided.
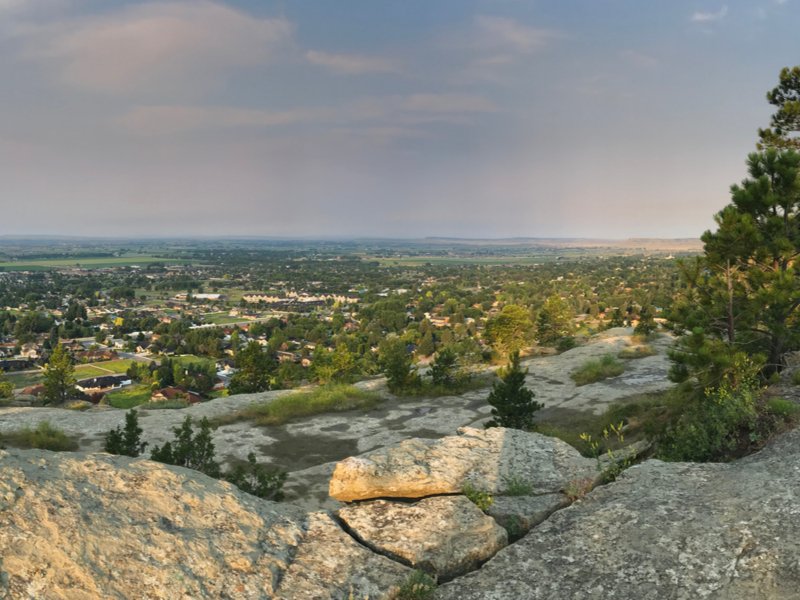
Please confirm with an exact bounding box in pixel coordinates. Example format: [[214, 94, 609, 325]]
[[150, 416, 220, 478], [634, 305, 658, 337], [485, 352, 542, 430], [379, 336, 417, 393], [42, 344, 76, 405], [104, 409, 147, 457], [429, 346, 459, 386], [536, 295, 574, 346], [758, 66, 800, 150]]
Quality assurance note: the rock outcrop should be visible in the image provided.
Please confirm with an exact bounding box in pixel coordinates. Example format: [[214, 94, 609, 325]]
[[338, 496, 507, 580], [438, 428, 800, 599], [0, 448, 410, 600], [329, 426, 599, 502]]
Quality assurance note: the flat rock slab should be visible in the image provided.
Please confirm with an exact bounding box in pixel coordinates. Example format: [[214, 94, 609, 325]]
[[486, 493, 569, 537], [329, 426, 598, 502], [0, 449, 410, 600], [438, 428, 800, 599], [338, 496, 507, 581]]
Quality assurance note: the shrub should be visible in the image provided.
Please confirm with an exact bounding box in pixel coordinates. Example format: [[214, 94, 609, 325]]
[[571, 354, 625, 386], [151, 416, 221, 478], [657, 355, 760, 462], [104, 409, 147, 457], [1, 421, 78, 451], [562, 477, 594, 501], [555, 336, 577, 353], [791, 370, 800, 386], [224, 452, 287, 501]]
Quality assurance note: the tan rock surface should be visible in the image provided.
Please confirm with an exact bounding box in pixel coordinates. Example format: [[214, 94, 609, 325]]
[[329, 426, 598, 502], [338, 496, 507, 580], [0, 449, 410, 600]]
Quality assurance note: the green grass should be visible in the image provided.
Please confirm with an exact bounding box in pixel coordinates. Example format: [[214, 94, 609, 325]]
[[0, 421, 79, 451], [792, 370, 800, 386], [618, 344, 656, 359], [202, 312, 245, 325], [172, 355, 213, 367], [212, 384, 382, 427], [74, 364, 113, 378], [0, 255, 189, 271], [106, 384, 152, 409], [571, 354, 626, 386], [6, 371, 43, 388], [140, 399, 189, 410]]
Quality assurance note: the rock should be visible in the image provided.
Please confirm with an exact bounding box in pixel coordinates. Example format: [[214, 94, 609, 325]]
[[0, 449, 410, 600], [329, 426, 598, 502], [486, 493, 569, 538], [437, 428, 800, 600], [338, 496, 507, 581]]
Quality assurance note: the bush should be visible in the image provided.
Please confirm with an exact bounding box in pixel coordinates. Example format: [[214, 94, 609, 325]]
[[151, 416, 221, 478], [791, 370, 800, 386], [657, 356, 760, 462], [1, 421, 78, 451], [224, 452, 287, 501], [571, 354, 625, 386], [555, 336, 577, 353]]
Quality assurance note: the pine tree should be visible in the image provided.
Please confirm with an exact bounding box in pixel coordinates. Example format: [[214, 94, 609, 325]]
[[485, 352, 542, 430], [42, 344, 76, 405], [104, 409, 147, 457]]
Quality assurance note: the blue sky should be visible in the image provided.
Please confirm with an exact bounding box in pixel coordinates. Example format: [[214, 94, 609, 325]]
[[0, 0, 796, 238]]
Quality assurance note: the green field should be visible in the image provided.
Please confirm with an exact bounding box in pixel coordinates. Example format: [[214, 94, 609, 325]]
[[373, 255, 559, 266], [75, 359, 136, 378], [0, 255, 190, 271], [106, 384, 152, 409], [202, 312, 244, 325], [7, 371, 43, 388]]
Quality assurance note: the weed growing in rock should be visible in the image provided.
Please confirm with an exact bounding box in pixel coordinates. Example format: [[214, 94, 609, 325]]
[[580, 421, 633, 482], [571, 354, 625, 386], [618, 344, 656, 359], [562, 477, 594, 502], [792, 370, 800, 386], [0, 421, 78, 452], [396, 570, 437, 600], [502, 475, 534, 496], [767, 397, 799, 420], [463, 482, 494, 511]]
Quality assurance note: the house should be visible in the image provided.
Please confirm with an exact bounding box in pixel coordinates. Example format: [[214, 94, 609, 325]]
[[74, 349, 118, 363], [76, 375, 132, 394], [19, 343, 41, 360], [150, 386, 202, 404]]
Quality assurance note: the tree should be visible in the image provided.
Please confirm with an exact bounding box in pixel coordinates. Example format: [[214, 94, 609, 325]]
[[758, 66, 800, 150], [330, 343, 357, 383], [633, 305, 658, 337], [536, 295, 574, 346], [485, 352, 542, 430], [223, 452, 287, 501], [42, 344, 76, 405], [379, 336, 417, 393], [429, 347, 459, 387], [484, 304, 533, 356], [104, 409, 147, 457], [150, 416, 220, 478], [229, 341, 274, 394]]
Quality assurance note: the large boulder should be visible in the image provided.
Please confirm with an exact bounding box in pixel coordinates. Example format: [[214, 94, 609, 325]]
[[329, 427, 598, 502], [338, 496, 507, 581], [0, 449, 411, 600], [437, 428, 800, 599]]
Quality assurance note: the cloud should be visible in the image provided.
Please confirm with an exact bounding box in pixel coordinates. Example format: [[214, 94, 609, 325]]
[[25, 1, 292, 95], [473, 15, 557, 55], [690, 6, 729, 22], [620, 50, 658, 68], [305, 50, 398, 74], [401, 93, 496, 113], [118, 105, 333, 135]]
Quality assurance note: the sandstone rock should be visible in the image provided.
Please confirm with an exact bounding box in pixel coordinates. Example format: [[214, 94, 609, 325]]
[[329, 426, 598, 502], [486, 493, 568, 538], [338, 496, 507, 581], [0, 449, 410, 600], [437, 428, 800, 600]]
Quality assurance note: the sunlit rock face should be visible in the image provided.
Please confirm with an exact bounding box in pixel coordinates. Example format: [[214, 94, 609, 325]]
[[328, 426, 599, 502], [0, 449, 410, 600]]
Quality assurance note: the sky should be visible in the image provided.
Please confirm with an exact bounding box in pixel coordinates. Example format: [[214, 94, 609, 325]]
[[0, 0, 797, 239]]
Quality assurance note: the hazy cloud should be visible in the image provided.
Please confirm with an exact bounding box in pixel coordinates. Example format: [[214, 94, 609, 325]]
[[690, 5, 729, 22], [474, 15, 558, 55], [26, 1, 293, 95], [306, 50, 399, 74]]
